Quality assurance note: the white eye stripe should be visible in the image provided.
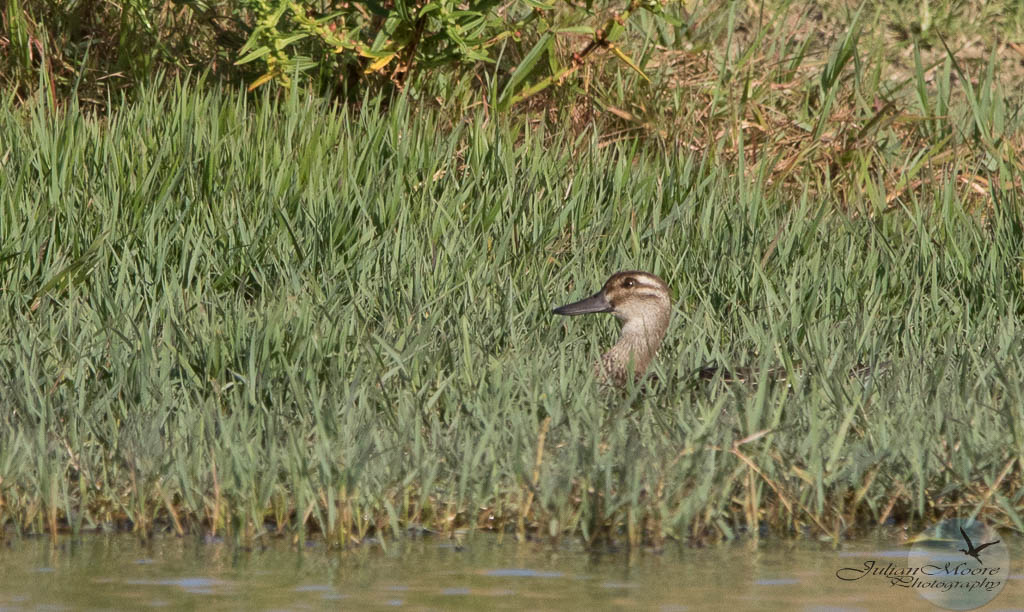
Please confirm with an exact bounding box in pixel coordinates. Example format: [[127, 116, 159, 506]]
[[607, 273, 669, 297], [628, 280, 665, 291]]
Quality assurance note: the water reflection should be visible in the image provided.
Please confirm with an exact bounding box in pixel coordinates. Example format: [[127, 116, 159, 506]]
[[0, 531, 1019, 610]]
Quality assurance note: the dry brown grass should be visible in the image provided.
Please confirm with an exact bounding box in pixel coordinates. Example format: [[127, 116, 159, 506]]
[[533, 1, 1024, 215]]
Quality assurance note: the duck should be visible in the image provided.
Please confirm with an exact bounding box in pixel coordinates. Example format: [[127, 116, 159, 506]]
[[553, 271, 891, 386], [553, 271, 671, 386]]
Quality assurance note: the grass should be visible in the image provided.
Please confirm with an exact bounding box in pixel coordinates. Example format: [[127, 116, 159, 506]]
[[1, 79, 1022, 548], [1, 1, 1023, 548]]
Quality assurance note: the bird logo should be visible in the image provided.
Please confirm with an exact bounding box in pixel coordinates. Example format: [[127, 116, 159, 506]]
[[958, 525, 1000, 565]]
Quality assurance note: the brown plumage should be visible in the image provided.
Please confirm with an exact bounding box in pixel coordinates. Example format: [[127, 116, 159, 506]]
[[553, 271, 671, 386]]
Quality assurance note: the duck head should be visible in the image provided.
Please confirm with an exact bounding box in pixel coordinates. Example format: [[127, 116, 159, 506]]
[[554, 271, 671, 385]]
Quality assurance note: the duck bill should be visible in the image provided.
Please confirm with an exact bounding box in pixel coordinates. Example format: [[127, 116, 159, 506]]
[[553, 291, 612, 316]]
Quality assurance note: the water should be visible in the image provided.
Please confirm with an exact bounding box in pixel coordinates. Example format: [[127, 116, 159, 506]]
[[0, 532, 1021, 610]]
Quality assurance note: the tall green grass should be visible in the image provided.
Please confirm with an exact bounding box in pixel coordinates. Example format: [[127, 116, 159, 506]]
[[0, 78, 1022, 548]]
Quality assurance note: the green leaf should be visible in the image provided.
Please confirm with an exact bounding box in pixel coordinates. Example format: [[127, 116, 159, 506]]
[[497, 32, 554, 111], [554, 26, 596, 35], [235, 45, 273, 66]]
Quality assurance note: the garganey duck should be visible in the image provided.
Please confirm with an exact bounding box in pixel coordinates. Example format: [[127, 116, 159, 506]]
[[553, 271, 891, 386], [553, 271, 671, 386]]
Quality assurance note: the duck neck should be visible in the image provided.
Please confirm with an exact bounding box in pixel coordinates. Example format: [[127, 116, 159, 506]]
[[598, 313, 669, 383]]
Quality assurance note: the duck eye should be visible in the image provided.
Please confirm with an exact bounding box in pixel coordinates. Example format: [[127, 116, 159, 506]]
[[623, 278, 636, 288]]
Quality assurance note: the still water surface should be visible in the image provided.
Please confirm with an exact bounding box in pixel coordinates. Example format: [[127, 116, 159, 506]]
[[0, 532, 1021, 610]]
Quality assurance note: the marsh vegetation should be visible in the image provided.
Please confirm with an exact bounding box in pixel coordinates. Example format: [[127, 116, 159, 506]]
[[1, 1, 1022, 546]]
